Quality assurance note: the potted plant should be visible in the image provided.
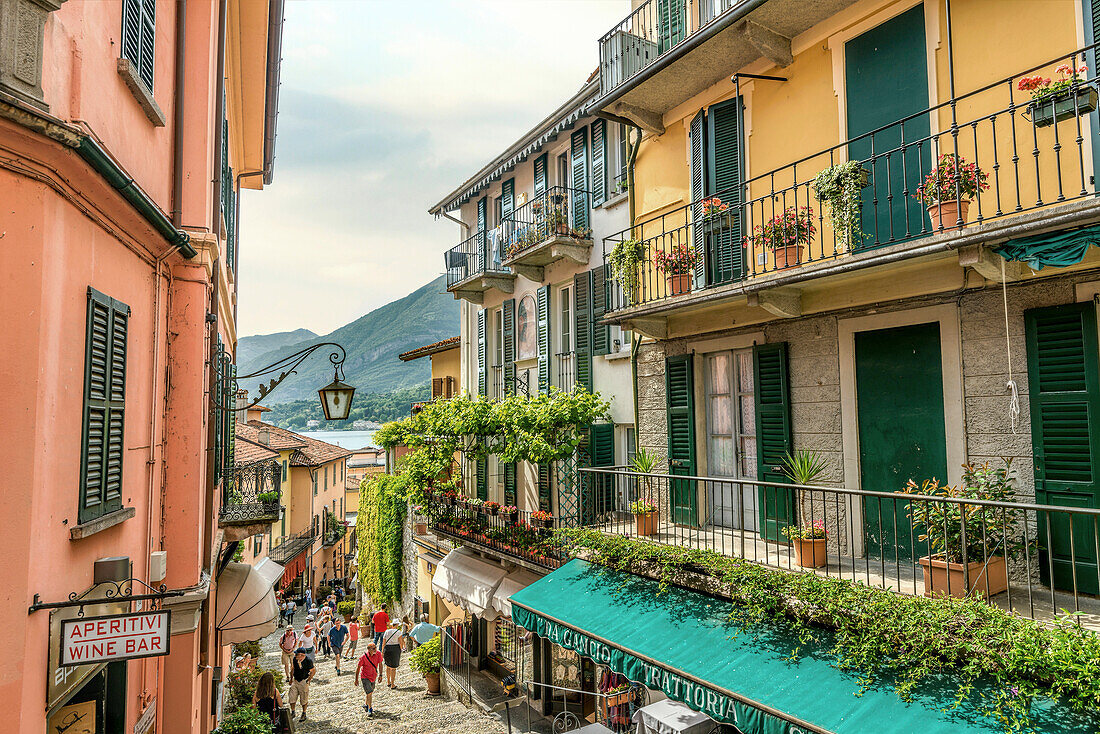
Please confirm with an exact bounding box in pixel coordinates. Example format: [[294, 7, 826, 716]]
[[900, 462, 1023, 599], [500, 505, 519, 524], [1020, 63, 1098, 128], [915, 153, 989, 232], [629, 497, 659, 537], [654, 245, 699, 296], [548, 208, 569, 235], [412, 505, 428, 535], [607, 238, 644, 303], [256, 491, 279, 505], [570, 226, 592, 241], [530, 510, 554, 529], [811, 161, 869, 251], [700, 196, 731, 234], [442, 490, 457, 507], [483, 500, 501, 516], [745, 206, 816, 270], [781, 521, 828, 568], [615, 178, 629, 194], [780, 449, 828, 486], [604, 682, 636, 708], [467, 497, 484, 513], [409, 633, 442, 695]]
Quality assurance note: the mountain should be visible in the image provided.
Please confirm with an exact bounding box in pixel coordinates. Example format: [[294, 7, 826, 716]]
[[237, 276, 458, 404], [237, 328, 318, 368]]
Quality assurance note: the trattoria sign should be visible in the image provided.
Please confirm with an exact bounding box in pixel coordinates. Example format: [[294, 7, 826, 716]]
[[60, 611, 171, 667]]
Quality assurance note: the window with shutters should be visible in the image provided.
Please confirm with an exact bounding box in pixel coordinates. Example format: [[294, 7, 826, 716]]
[[79, 288, 130, 524], [121, 0, 156, 91], [689, 98, 746, 287], [491, 308, 504, 399], [556, 286, 575, 390]]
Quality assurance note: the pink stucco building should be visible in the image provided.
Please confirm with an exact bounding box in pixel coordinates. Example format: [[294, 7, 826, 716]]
[[0, 0, 285, 731]]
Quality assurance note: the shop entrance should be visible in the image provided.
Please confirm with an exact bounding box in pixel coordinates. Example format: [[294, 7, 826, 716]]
[[46, 661, 127, 734]]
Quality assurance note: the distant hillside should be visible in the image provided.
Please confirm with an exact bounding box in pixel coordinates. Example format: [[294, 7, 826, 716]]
[[237, 328, 318, 367], [260, 384, 431, 430], [237, 275, 458, 404]]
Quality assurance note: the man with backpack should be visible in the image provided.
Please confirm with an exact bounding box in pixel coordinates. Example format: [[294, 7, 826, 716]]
[[278, 622, 298, 679]]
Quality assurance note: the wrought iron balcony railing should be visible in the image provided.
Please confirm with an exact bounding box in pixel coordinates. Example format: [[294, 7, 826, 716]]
[[269, 526, 317, 564], [554, 352, 575, 392], [444, 229, 509, 288], [422, 499, 565, 570], [219, 459, 282, 526], [602, 46, 1100, 314], [501, 186, 593, 261]]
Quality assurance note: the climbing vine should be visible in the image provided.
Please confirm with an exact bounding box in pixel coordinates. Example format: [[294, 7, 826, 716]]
[[559, 529, 1100, 732], [357, 474, 407, 606]]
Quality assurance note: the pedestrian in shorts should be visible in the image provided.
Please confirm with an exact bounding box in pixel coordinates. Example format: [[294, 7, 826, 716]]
[[355, 641, 384, 718], [328, 617, 349, 676], [288, 648, 315, 722]]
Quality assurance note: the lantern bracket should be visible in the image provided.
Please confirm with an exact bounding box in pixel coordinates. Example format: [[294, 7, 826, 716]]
[[28, 579, 186, 616], [224, 342, 348, 412]]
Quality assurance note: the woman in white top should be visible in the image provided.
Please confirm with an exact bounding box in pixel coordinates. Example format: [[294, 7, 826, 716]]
[[298, 624, 317, 661], [380, 623, 403, 689]]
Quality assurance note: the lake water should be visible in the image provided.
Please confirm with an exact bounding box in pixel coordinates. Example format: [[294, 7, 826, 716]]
[[301, 429, 377, 450]]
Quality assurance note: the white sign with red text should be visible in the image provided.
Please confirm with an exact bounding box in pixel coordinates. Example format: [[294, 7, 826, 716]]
[[60, 611, 171, 667]]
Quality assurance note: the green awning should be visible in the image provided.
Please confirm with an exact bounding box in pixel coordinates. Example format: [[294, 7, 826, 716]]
[[995, 223, 1100, 270], [509, 559, 1093, 734]]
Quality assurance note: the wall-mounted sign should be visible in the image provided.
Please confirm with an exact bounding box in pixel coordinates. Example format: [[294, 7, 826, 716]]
[[47, 699, 96, 734], [47, 584, 129, 710], [133, 699, 156, 734], [60, 611, 171, 667]]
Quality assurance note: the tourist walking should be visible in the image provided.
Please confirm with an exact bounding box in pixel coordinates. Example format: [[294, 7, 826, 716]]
[[329, 617, 349, 676], [298, 624, 317, 661], [284, 598, 297, 624], [318, 613, 333, 657], [380, 622, 403, 689], [354, 641, 384, 718], [278, 623, 298, 679], [288, 648, 316, 722], [400, 615, 412, 652], [345, 618, 360, 659], [252, 671, 284, 730], [409, 614, 440, 649], [371, 603, 390, 647]]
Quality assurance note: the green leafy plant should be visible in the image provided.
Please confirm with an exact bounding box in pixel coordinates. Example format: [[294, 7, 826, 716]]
[[744, 206, 816, 252], [1018, 63, 1088, 100], [223, 666, 284, 716], [629, 498, 658, 515], [232, 640, 261, 659], [779, 450, 828, 486], [899, 462, 1028, 565], [558, 528, 1100, 729], [914, 153, 989, 205], [628, 447, 661, 474], [336, 600, 355, 619], [409, 632, 442, 675], [213, 707, 272, 734], [607, 238, 644, 297], [257, 491, 279, 504], [811, 161, 868, 250], [781, 520, 826, 540], [653, 244, 699, 275], [357, 474, 408, 606]]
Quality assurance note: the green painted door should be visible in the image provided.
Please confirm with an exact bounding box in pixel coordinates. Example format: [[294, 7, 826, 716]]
[[856, 323, 947, 562], [753, 343, 795, 542], [845, 4, 930, 246], [666, 354, 698, 525], [1025, 302, 1100, 594]]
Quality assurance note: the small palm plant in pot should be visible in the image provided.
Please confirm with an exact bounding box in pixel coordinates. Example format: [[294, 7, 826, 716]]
[[628, 448, 662, 536], [409, 633, 442, 695], [779, 450, 830, 567]]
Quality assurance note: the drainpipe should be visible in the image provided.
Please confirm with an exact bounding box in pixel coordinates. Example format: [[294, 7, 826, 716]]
[[212, 0, 227, 234], [625, 125, 643, 439], [170, 0, 187, 226], [262, 0, 285, 186], [442, 210, 470, 238]]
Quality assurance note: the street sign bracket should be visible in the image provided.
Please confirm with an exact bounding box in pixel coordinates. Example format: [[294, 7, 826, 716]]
[[28, 578, 185, 616]]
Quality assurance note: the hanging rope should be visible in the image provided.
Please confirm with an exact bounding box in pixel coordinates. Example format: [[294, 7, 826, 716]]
[[1002, 257, 1020, 434]]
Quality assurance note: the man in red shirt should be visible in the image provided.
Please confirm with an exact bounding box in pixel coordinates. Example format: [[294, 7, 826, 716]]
[[355, 641, 384, 717], [371, 604, 389, 648]]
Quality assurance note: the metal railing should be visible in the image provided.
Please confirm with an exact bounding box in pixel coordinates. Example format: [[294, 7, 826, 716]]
[[426, 500, 565, 570], [603, 46, 1100, 313], [578, 468, 1100, 625], [441, 623, 475, 699], [220, 460, 282, 525], [502, 186, 592, 260], [598, 0, 739, 95], [269, 526, 317, 565], [444, 229, 508, 288], [524, 680, 645, 733], [554, 352, 576, 391]]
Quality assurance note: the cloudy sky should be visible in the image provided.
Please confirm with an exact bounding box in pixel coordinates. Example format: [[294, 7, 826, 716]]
[[236, 0, 627, 338]]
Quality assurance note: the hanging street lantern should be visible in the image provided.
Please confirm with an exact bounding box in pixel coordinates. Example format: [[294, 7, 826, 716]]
[[318, 377, 355, 421], [227, 342, 356, 421]]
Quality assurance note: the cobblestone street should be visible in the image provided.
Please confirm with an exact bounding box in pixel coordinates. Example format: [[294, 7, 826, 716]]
[[258, 630, 511, 734]]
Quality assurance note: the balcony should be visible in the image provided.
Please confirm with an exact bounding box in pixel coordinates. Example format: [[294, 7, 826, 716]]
[[270, 526, 317, 565], [554, 351, 575, 391], [321, 511, 347, 547], [501, 186, 593, 280], [421, 500, 565, 571], [219, 459, 282, 530], [444, 229, 515, 304], [596, 0, 859, 129], [602, 47, 1100, 325]]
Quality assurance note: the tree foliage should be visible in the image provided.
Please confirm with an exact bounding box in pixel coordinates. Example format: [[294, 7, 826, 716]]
[[357, 474, 407, 606]]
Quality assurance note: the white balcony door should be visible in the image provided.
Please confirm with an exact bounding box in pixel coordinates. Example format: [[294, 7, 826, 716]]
[[704, 350, 758, 530]]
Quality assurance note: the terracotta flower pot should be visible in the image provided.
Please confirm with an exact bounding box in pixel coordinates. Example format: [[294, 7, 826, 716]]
[[792, 537, 828, 568], [771, 244, 804, 270], [667, 273, 692, 296], [920, 555, 1008, 599], [634, 513, 658, 537], [927, 199, 971, 232], [605, 690, 633, 707], [533, 518, 554, 529], [424, 672, 441, 695], [415, 522, 427, 535]]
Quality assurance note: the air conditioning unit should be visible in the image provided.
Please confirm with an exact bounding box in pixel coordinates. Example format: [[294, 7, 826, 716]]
[[149, 551, 167, 583]]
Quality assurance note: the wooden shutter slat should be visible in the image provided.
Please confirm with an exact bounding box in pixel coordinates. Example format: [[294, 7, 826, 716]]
[[121, 0, 142, 71], [665, 353, 697, 526], [706, 98, 744, 284], [591, 265, 610, 356], [503, 462, 516, 506], [570, 128, 590, 231], [689, 111, 706, 288], [537, 286, 550, 395], [477, 309, 487, 396], [534, 155, 548, 198], [501, 179, 515, 221], [139, 0, 156, 90], [574, 271, 592, 391], [81, 288, 128, 522], [502, 299, 516, 396], [753, 342, 795, 542], [476, 456, 488, 500], [591, 119, 607, 207]]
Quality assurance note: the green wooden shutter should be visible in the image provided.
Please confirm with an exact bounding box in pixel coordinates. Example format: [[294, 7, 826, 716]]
[[502, 179, 515, 221], [574, 271, 593, 391], [753, 342, 796, 542], [537, 285, 550, 394], [122, 0, 155, 90], [477, 197, 488, 270], [657, 0, 686, 53], [537, 464, 552, 512], [689, 110, 707, 289], [706, 98, 745, 283], [570, 128, 590, 231], [80, 288, 129, 523], [503, 462, 517, 507], [477, 309, 487, 396], [476, 456, 488, 500], [666, 354, 697, 526], [591, 265, 610, 356], [1025, 302, 1100, 593], [502, 298, 516, 396], [591, 119, 607, 207], [588, 423, 616, 517], [534, 154, 548, 198]]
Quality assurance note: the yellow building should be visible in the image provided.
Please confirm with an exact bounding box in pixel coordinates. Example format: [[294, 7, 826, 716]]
[[398, 336, 462, 400], [589, 0, 1100, 581]]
